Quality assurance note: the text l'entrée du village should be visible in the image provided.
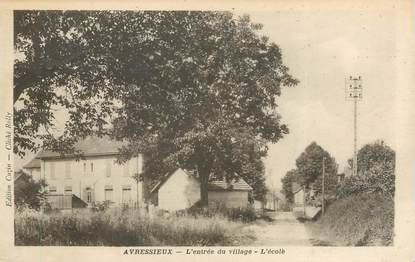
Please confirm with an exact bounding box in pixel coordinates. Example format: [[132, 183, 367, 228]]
[[123, 248, 286, 255]]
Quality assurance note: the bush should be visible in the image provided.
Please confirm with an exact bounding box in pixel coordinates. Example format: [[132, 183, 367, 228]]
[[91, 201, 112, 212], [14, 171, 47, 210], [306, 192, 394, 246], [337, 168, 395, 199], [14, 208, 253, 246]]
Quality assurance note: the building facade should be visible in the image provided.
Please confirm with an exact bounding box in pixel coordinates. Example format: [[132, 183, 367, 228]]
[[150, 168, 253, 211], [27, 137, 145, 208]]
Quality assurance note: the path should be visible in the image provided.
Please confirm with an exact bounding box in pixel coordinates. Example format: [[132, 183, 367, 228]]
[[246, 211, 312, 246]]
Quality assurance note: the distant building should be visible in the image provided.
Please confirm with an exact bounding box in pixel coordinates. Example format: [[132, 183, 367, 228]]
[[23, 157, 41, 181], [25, 136, 144, 209], [150, 168, 253, 211], [263, 191, 283, 211], [338, 166, 353, 182], [292, 182, 305, 207]]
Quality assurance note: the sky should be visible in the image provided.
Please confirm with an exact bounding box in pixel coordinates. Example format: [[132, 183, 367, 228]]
[[15, 6, 399, 191], [245, 7, 398, 190]]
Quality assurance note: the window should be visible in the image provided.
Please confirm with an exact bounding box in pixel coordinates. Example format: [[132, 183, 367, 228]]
[[105, 159, 111, 177], [122, 186, 132, 204], [104, 186, 113, 202], [90, 162, 94, 173], [50, 162, 56, 180], [65, 162, 71, 179], [83, 162, 87, 175], [64, 186, 72, 195], [49, 186, 57, 194], [86, 189, 93, 203]]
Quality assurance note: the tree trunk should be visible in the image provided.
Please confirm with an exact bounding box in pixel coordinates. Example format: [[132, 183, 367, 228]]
[[198, 168, 209, 207]]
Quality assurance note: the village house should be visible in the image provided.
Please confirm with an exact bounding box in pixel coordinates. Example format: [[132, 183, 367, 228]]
[[23, 137, 254, 211], [150, 168, 253, 211], [292, 182, 305, 207], [24, 136, 144, 209], [263, 191, 284, 211]]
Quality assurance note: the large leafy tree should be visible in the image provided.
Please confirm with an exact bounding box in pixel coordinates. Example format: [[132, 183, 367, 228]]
[[295, 142, 338, 187], [281, 142, 338, 203], [14, 11, 121, 156], [281, 169, 298, 205], [14, 11, 298, 206]]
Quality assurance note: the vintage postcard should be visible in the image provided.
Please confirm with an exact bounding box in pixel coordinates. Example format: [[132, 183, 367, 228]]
[[0, 1, 414, 262]]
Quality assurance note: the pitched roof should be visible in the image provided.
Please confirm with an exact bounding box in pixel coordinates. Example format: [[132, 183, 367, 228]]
[[37, 136, 126, 159], [14, 171, 23, 181], [23, 157, 41, 169], [150, 168, 253, 194], [208, 178, 253, 191]]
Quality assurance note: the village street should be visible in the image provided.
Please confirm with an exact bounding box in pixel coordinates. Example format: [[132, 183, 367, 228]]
[[246, 212, 312, 246]]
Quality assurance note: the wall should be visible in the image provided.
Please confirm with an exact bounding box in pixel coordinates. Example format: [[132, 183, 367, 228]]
[[208, 191, 249, 208], [158, 169, 200, 211], [41, 154, 144, 207], [294, 189, 305, 207]]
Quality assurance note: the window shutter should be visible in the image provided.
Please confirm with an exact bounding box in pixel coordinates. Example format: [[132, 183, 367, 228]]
[[49, 185, 57, 193], [64, 186, 72, 195]]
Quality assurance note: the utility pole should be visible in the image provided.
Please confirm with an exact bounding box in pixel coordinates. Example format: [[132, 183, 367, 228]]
[[346, 76, 363, 176], [303, 185, 306, 218], [322, 156, 325, 215]]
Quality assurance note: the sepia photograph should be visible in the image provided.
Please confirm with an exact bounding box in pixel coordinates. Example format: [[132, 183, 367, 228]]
[[2, 1, 413, 257]]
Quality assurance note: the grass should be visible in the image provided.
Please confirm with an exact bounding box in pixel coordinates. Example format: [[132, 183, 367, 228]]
[[15, 208, 255, 246], [305, 193, 394, 246]]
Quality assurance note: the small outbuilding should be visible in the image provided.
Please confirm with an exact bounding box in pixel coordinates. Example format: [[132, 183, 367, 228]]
[[150, 168, 253, 211]]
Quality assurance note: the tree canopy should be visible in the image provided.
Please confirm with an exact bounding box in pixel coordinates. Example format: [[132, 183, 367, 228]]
[[14, 11, 298, 205], [340, 140, 395, 198], [295, 142, 338, 186], [349, 140, 395, 176], [281, 142, 338, 204]]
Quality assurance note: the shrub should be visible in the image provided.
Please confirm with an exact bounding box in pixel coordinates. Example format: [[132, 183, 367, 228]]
[[307, 192, 394, 246], [14, 171, 47, 210], [337, 168, 395, 199], [91, 201, 112, 212]]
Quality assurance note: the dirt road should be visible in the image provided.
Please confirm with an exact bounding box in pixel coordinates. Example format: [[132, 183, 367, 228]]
[[246, 212, 312, 246]]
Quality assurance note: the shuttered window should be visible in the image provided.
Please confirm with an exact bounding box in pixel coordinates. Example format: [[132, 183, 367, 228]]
[[64, 186, 72, 195], [104, 185, 113, 202], [122, 186, 132, 204], [49, 185, 57, 194]]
